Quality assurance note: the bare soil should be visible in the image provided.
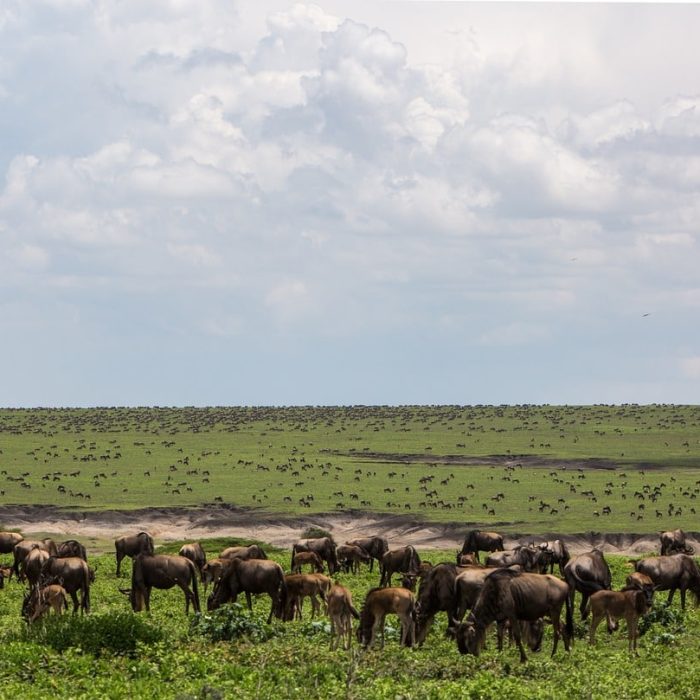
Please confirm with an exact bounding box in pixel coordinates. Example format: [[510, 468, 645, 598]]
[[0, 505, 696, 557]]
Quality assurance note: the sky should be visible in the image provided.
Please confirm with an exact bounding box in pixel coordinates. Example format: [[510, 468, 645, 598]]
[[1, 1, 700, 407]]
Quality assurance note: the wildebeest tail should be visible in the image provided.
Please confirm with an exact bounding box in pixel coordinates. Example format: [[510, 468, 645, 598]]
[[567, 571, 607, 596], [348, 601, 360, 619], [277, 577, 288, 620], [564, 589, 574, 643], [189, 560, 200, 613]]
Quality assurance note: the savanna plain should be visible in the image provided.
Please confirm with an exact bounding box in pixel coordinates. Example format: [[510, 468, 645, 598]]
[[0, 405, 699, 699]]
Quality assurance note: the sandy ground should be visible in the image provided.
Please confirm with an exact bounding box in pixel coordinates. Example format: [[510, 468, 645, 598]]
[[1, 505, 696, 556]]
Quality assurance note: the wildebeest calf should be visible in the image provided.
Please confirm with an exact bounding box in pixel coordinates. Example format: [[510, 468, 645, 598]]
[[588, 588, 650, 654]]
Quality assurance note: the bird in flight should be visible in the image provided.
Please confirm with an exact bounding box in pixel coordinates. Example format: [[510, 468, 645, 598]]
[[642, 313, 651, 317]]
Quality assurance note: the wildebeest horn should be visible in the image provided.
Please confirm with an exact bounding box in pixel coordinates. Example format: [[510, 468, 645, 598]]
[[118, 588, 132, 595]]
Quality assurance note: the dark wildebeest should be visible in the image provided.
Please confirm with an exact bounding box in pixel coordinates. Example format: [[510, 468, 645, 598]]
[[454, 566, 509, 621], [13, 539, 58, 580], [379, 546, 421, 587], [633, 554, 700, 610], [179, 543, 207, 580], [207, 558, 287, 624], [292, 551, 324, 574], [0, 532, 23, 555], [486, 546, 541, 572], [220, 545, 267, 561], [451, 569, 573, 663], [414, 563, 460, 645], [460, 530, 504, 563], [124, 554, 199, 614], [400, 562, 433, 592], [336, 544, 371, 574], [0, 565, 13, 587], [357, 587, 416, 648], [589, 588, 650, 654], [40, 556, 91, 614], [346, 537, 389, 573], [57, 539, 88, 562], [563, 549, 612, 619], [660, 529, 694, 556], [292, 538, 338, 574], [23, 549, 50, 588], [115, 532, 154, 576], [537, 540, 570, 575], [328, 584, 360, 650], [22, 584, 68, 623]]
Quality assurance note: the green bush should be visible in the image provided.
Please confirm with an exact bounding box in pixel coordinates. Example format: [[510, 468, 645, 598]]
[[301, 527, 334, 541], [190, 603, 281, 643], [18, 611, 163, 657]]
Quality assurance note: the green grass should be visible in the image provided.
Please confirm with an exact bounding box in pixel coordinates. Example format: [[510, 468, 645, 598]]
[[1, 406, 699, 533], [0, 543, 697, 699]]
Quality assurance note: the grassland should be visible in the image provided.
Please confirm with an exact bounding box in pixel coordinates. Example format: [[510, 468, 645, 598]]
[[0, 542, 697, 699], [1, 405, 699, 533]]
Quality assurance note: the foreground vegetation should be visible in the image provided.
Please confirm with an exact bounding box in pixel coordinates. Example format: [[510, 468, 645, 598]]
[[0, 542, 698, 699], [0, 405, 699, 532]]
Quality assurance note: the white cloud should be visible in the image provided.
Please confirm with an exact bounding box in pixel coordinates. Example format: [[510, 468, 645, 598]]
[[680, 357, 700, 380]]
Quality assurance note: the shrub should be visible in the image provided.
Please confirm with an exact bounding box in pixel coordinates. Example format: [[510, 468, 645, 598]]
[[301, 527, 334, 541], [190, 603, 281, 643]]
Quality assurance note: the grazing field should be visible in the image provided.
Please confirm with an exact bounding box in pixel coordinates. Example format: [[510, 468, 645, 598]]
[[0, 541, 697, 699], [1, 406, 699, 533]]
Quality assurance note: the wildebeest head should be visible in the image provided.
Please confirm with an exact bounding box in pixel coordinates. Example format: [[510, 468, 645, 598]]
[[451, 619, 485, 656]]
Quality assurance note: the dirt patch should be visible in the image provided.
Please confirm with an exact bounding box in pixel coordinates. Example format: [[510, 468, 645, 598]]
[[1, 504, 696, 557]]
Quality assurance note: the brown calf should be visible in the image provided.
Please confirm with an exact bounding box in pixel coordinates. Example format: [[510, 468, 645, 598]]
[[589, 589, 649, 654], [292, 551, 324, 574], [327, 584, 360, 650]]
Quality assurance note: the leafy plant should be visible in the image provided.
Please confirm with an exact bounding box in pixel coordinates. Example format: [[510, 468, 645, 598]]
[[190, 603, 281, 643]]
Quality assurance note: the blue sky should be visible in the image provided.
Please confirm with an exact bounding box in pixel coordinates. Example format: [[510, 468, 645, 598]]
[[1, 1, 700, 406]]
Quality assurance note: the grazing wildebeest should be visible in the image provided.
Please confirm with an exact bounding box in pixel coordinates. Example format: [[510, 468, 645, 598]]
[[346, 537, 389, 573], [633, 554, 700, 610], [451, 569, 573, 663], [207, 558, 286, 623], [537, 540, 570, 575], [379, 546, 421, 587], [400, 562, 433, 591], [40, 556, 91, 614], [414, 563, 460, 645], [292, 551, 324, 574], [0, 565, 13, 587], [328, 584, 360, 650], [0, 532, 23, 555], [220, 545, 267, 561], [456, 552, 478, 566], [454, 566, 507, 621], [563, 549, 612, 619], [625, 572, 656, 607], [22, 585, 68, 623], [23, 548, 50, 588], [459, 530, 504, 563], [115, 532, 154, 577], [57, 540, 88, 561], [283, 573, 331, 620], [124, 554, 199, 614], [179, 543, 207, 580], [588, 588, 650, 654], [201, 558, 228, 589], [336, 544, 371, 574], [660, 529, 694, 556], [13, 539, 58, 580], [486, 546, 541, 572], [357, 587, 416, 648], [292, 538, 338, 574]]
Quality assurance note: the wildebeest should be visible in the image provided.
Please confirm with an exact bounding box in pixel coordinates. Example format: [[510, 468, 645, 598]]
[[125, 554, 199, 614], [451, 569, 573, 663], [40, 556, 91, 614], [292, 551, 324, 574], [179, 542, 207, 580], [459, 530, 504, 563], [537, 540, 570, 575], [336, 544, 371, 574], [414, 563, 460, 645], [0, 531, 23, 554], [57, 539, 88, 561], [23, 548, 50, 588], [588, 588, 649, 654], [486, 546, 541, 572], [207, 558, 286, 623], [283, 573, 331, 620], [201, 558, 228, 589], [633, 554, 700, 610], [357, 587, 416, 648], [346, 537, 389, 572], [328, 584, 360, 650], [379, 546, 421, 587], [625, 572, 655, 607], [22, 584, 68, 623], [454, 566, 509, 621], [457, 552, 478, 566], [13, 539, 58, 580], [115, 532, 154, 576], [660, 529, 694, 556], [220, 545, 267, 561], [563, 549, 612, 619], [292, 538, 338, 574], [0, 565, 12, 587]]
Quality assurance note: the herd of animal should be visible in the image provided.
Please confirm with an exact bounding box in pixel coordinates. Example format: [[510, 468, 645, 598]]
[[0, 527, 697, 659]]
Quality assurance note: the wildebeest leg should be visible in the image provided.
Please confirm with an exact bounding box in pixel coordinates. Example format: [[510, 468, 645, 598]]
[[245, 591, 253, 611], [550, 613, 561, 657], [580, 593, 589, 620], [589, 610, 603, 646], [511, 617, 528, 663], [310, 594, 319, 619], [666, 588, 675, 607], [680, 588, 686, 610], [144, 587, 151, 612], [267, 595, 275, 624], [116, 551, 123, 577], [496, 621, 506, 651], [69, 591, 79, 614]]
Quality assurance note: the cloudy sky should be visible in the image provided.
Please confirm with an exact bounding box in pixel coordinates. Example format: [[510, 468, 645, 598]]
[[2, 1, 700, 407]]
